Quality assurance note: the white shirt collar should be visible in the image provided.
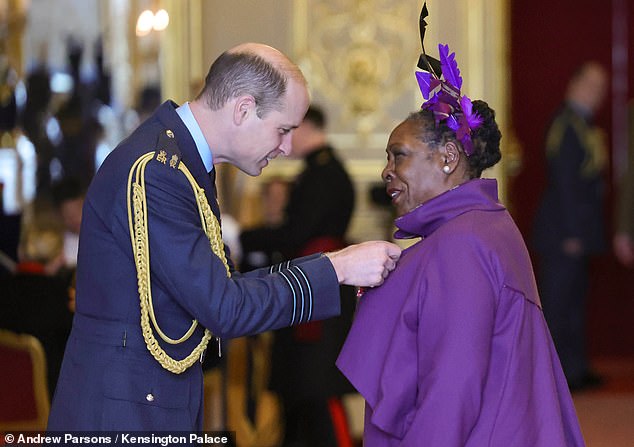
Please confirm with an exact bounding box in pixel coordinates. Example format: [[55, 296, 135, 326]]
[[176, 102, 213, 172]]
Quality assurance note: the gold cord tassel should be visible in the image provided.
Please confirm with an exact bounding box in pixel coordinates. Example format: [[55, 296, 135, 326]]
[[127, 152, 230, 374]]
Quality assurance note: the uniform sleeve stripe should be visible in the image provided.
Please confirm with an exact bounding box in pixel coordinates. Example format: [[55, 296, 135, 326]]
[[278, 270, 297, 325], [293, 266, 313, 322], [273, 262, 313, 325], [270, 259, 299, 272], [287, 268, 305, 323]]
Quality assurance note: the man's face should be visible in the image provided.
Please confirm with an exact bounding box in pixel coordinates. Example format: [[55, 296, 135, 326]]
[[235, 79, 309, 176], [570, 63, 608, 114], [582, 65, 608, 113]]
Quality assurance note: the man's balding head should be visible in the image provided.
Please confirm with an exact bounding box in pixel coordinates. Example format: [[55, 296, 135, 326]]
[[197, 43, 306, 118]]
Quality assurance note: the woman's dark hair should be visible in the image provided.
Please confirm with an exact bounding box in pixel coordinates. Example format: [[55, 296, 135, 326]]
[[406, 100, 502, 178]]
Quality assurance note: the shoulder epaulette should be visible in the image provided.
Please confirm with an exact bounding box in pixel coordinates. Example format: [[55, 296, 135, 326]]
[[153, 129, 182, 170], [545, 110, 587, 157], [316, 149, 332, 166]]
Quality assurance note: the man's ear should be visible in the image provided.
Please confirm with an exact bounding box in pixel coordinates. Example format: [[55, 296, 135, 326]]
[[233, 95, 257, 125]]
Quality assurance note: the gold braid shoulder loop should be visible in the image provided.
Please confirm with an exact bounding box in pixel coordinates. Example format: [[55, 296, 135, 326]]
[[126, 151, 230, 374]]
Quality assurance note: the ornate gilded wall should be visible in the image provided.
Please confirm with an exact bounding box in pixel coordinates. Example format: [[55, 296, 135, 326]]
[[292, 0, 420, 140]]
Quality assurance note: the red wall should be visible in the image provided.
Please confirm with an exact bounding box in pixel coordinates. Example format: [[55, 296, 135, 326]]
[[509, 0, 634, 356]]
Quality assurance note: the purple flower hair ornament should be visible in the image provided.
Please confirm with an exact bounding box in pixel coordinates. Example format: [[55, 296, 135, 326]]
[[446, 95, 484, 156], [416, 43, 482, 156]]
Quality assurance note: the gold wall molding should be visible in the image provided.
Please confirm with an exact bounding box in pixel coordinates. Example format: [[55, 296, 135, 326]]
[[0, 0, 27, 77], [161, 0, 203, 104], [104, 0, 133, 112], [293, 0, 420, 150]]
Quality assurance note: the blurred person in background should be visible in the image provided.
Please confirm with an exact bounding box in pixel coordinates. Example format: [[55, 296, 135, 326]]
[[0, 51, 21, 276], [0, 215, 73, 398], [51, 177, 84, 270], [241, 104, 357, 447], [240, 105, 355, 261], [239, 177, 290, 272], [532, 61, 609, 391], [18, 66, 55, 196]]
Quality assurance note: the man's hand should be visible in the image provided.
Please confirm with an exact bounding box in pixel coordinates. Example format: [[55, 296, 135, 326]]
[[562, 237, 583, 257], [613, 233, 634, 267], [325, 241, 402, 287]]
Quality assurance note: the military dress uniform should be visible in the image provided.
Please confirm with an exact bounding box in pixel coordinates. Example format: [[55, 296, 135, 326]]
[[533, 102, 606, 389], [47, 101, 341, 431]]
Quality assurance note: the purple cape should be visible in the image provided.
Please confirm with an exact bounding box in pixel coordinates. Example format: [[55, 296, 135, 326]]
[[337, 179, 585, 446]]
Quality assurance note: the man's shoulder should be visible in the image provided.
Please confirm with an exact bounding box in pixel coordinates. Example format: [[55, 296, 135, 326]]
[[549, 104, 587, 132], [100, 113, 183, 176], [87, 113, 187, 216], [545, 106, 587, 154], [150, 128, 184, 171], [305, 146, 349, 174]]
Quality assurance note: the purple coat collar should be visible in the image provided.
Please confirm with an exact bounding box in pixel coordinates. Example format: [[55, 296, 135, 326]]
[[394, 178, 505, 239]]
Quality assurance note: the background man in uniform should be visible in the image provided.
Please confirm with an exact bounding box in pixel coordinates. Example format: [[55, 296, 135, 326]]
[[47, 42, 401, 432], [241, 105, 357, 447], [532, 61, 608, 391]]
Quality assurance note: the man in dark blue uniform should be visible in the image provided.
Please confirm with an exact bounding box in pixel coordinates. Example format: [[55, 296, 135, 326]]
[[533, 61, 608, 391], [47, 43, 401, 432]]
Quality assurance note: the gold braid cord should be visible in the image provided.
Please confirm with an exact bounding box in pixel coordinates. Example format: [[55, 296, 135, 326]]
[[127, 152, 230, 374]]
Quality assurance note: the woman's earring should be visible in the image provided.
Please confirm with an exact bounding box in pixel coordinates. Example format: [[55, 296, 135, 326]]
[[442, 165, 451, 174]]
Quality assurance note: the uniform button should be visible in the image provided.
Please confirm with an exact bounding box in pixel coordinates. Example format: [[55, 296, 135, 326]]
[[146, 393, 155, 402], [166, 130, 174, 138]]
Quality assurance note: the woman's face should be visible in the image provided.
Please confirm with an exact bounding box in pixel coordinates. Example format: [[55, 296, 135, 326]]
[[381, 119, 449, 217]]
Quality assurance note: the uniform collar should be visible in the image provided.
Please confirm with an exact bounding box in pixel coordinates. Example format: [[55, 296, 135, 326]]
[[565, 100, 593, 122], [176, 102, 213, 173]]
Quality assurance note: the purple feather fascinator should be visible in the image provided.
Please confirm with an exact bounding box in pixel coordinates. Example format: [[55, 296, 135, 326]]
[[415, 5, 482, 155]]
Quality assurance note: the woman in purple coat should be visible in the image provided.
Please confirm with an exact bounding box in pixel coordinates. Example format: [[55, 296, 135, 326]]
[[336, 43, 585, 446]]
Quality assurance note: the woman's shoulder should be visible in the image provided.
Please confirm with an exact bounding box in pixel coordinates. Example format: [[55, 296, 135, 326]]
[[436, 210, 508, 246]]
